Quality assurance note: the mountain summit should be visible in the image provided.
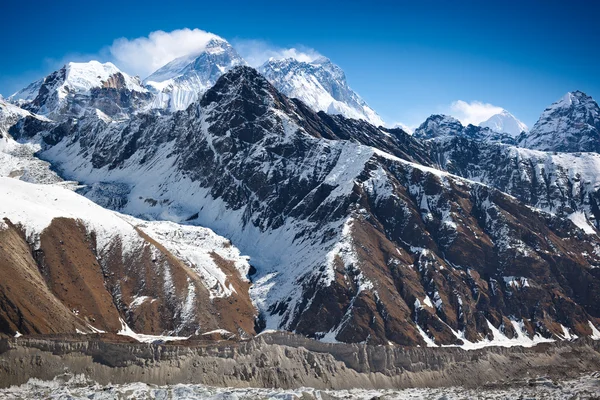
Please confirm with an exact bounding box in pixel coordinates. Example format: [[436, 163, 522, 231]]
[[519, 91, 600, 152], [10, 61, 150, 119], [479, 110, 528, 137], [258, 57, 384, 126], [414, 114, 518, 143], [144, 38, 246, 111]]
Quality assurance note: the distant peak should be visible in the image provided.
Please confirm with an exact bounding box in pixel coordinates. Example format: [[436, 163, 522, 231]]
[[546, 91, 596, 113], [479, 109, 528, 137], [427, 114, 463, 124], [413, 114, 464, 139], [310, 56, 332, 64]]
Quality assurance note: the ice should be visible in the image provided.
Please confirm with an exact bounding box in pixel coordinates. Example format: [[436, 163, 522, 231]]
[[568, 211, 597, 234], [117, 318, 189, 343], [4, 372, 600, 399]]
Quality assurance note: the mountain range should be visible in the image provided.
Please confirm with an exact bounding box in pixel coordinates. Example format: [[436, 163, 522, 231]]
[[1, 44, 600, 348]]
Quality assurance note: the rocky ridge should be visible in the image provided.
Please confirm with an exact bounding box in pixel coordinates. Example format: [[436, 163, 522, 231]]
[[5, 66, 600, 347]]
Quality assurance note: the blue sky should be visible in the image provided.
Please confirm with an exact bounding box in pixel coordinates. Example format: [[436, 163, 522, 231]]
[[1, 0, 598, 128]]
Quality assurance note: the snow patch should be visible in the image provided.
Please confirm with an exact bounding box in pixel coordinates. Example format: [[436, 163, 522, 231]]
[[117, 318, 189, 343], [568, 211, 596, 235]]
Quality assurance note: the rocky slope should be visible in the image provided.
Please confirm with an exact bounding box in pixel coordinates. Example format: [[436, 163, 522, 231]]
[[7, 66, 600, 347], [519, 91, 600, 152], [259, 57, 384, 126], [429, 136, 600, 227], [0, 99, 63, 184], [0, 177, 256, 338]]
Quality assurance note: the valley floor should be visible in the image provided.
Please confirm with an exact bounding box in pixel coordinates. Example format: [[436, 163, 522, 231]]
[[1, 333, 600, 397], [1, 372, 600, 400]]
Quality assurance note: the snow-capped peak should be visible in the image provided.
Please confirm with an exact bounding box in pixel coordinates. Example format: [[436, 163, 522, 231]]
[[479, 109, 528, 137], [144, 38, 246, 111], [9, 79, 44, 103], [519, 91, 600, 152], [413, 114, 464, 139], [9, 61, 147, 107], [62, 61, 147, 94], [258, 57, 384, 127], [547, 91, 593, 113], [391, 122, 414, 135], [9, 60, 150, 119]]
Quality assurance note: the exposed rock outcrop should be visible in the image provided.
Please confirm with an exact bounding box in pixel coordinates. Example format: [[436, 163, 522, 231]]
[[1, 334, 600, 389], [0, 178, 256, 338]]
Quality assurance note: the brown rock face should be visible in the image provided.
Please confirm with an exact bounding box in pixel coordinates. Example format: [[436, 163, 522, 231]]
[[0, 220, 89, 335], [0, 217, 257, 338], [102, 73, 127, 90], [36, 218, 122, 332], [284, 155, 600, 346]]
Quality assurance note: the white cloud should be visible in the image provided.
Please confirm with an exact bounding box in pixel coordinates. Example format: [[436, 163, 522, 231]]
[[108, 28, 224, 78], [390, 122, 415, 134], [449, 100, 504, 126], [4, 28, 327, 95], [232, 39, 323, 67]]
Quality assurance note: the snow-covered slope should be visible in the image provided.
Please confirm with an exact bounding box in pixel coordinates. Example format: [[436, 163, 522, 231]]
[[480, 110, 528, 137], [258, 57, 384, 126], [144, 38, 245, 111], [0, 100, 61, 183], [0, 177, 141, 251], [519, 91, 600, 152], [0, 177, 256, 338], [1, 99, 37, 135], [11, 61, 150, 119], [431, 136, 600, 223], [12, 66, 600, 346], [57, 61, 146, 94]]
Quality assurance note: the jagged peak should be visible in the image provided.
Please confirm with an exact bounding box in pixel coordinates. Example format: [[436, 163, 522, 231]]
[[415, 114, 463, 132], [51, 60, 146, 95], [544, 90, 597, 113], [414, 114, 516, 144], [518, 90, 600, 152], [145, 39, 244, 84], [200, 65, 279, 108], [424, 114, 462, 124]]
